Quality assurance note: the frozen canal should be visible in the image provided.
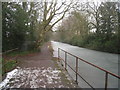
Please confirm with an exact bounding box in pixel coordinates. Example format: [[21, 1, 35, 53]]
[[51, 41, 119, 88]]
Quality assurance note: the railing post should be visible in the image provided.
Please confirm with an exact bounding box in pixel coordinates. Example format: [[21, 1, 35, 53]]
[[58, 48, 59, 61], [75, 57, 78, 84], [105, 72, 108, 90], [65, 52, 67, 71]]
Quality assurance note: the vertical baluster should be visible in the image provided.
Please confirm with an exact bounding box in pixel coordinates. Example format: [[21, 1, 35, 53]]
[[58, 48, 59, 61], [105, 72, 108, 90], [65, 52, 67, 70], [76, 57, 78, 84]]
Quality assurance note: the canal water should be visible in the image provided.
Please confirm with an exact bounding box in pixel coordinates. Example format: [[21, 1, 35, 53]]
[[51, 41, 119, 88]]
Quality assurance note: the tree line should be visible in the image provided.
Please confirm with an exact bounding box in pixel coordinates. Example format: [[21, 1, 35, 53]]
[[54, 2, 119, 54], [2, 2, 38, 51], [2, 1, 72, 52]]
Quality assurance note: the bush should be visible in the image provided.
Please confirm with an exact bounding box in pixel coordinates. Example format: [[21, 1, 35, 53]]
[[2, 60, 17, 75], [58, 32, 119, 54], [104, 40, 119, 53], [85, 40, 103, 50]]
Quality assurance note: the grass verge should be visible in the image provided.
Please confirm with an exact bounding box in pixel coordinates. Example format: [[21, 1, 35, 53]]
[[2, 49, 39, 76], [5, 50, 38, 57], [2, 59, 17, 76]]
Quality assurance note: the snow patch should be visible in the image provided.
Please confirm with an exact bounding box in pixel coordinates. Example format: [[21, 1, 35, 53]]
[[0, 69, 18, 89], [0, 67, 65, 88]]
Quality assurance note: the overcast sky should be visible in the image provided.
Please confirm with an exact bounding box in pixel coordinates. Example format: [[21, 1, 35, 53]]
[[52, 0, 119, 31], [1, 0, 119, 31]]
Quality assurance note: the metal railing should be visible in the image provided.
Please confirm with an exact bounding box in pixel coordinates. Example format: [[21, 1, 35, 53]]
[[58, 48, 120, 90]]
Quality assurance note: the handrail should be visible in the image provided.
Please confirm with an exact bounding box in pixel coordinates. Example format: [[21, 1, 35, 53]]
[[59, 56, 95, 89], [59, 48, 120, 79], [3, 48, 19, 54], [58, 48, 120, 90]]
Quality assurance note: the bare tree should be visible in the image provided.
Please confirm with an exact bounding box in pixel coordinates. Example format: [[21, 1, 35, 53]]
[[73, 1, 101, 34], [85, 2, 101, 34], [34, 0, 73, 47]]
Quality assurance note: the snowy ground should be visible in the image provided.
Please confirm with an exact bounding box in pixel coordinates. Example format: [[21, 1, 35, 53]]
[[0, 67, 72, 89]]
